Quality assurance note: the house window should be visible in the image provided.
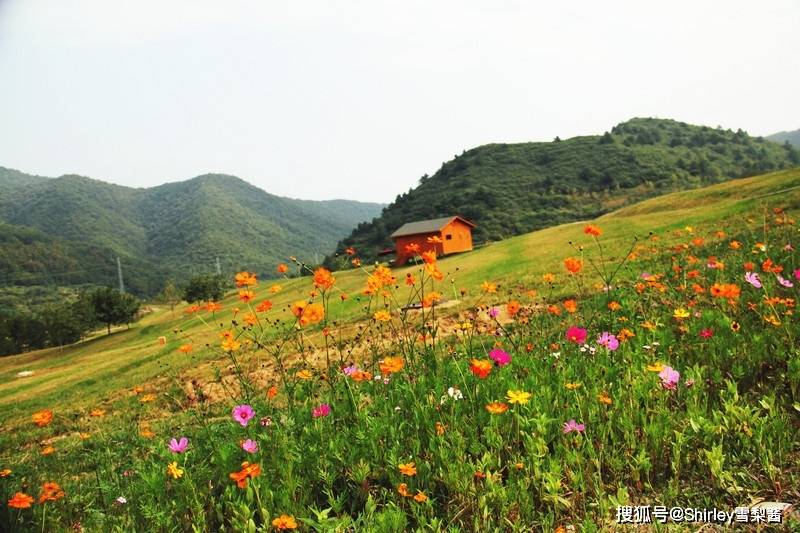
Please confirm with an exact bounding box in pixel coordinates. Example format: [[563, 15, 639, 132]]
[[446, 234, 452, 240]]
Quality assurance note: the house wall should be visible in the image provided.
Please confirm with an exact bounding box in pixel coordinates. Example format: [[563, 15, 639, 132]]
[[441, 220, 474, 255]]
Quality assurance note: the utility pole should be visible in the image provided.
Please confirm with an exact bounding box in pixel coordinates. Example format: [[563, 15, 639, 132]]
[[117, 256, 125, 293], [215, 256, 221, 276]]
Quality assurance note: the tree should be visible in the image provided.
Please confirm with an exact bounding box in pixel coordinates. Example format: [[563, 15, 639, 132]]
[[159, 279, 183, 312], [183, 274, 226, 303], [41, 302, 90, 349], [89, 287, 141, 334]]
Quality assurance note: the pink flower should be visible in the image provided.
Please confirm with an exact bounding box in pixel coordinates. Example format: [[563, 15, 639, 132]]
[[488, 307, 500, 318], [565, 326, 587, 344], [562, 419, 585, 434], [776, 275, 794, 288], [232, 404, 255, 427], [168, 437, 188, 453], [342, 364, 358, 376], [241, 439, 258, 453], [658, 366, 680, 390], [784, 244, 794, 251], [745, 271, 762, 288], [489, 348, 511, 366], [698, 328, 714, 339], [312, 403, 331, 418], [794, 268, 800, 281], [597, 332, 619, 351]]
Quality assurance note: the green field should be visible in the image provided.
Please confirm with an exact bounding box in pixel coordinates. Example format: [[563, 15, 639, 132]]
[[1, 168, 798, 531]]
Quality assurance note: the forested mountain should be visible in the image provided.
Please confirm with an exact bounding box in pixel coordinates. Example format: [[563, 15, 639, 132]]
[[767, 128, 800, 148], [0, 170, 383, 296], [327, 118, 799, 265]]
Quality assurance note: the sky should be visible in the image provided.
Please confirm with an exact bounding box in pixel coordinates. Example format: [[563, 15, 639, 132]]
[[0, 1, 797, 203]]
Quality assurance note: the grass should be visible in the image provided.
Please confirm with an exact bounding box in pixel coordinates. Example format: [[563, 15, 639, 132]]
[[0, 168, 798, 531]]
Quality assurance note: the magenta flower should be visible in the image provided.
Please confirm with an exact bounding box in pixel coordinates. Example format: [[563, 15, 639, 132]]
[[745, 271, 762, 289], [565, 326, 587, 344], [232, 404, 255, 427], [562, 419, 585, 434], [794, 268, 800, 281], [698, 328, 714, 339], [597, 332, 619, 351], [168, 437, 188, 453], [489, 348, 511, 366], [312, 403, 331, 418], [488, 307, 500, 318], [658, 366, 680, 390], [776, 275, 794, 288], [241, 439, 258, 453]]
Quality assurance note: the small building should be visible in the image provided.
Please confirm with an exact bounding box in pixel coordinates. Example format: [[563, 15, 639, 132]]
[[390, 216, 476, 266]]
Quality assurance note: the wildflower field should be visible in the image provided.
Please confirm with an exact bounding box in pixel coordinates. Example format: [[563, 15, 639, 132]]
[[1, 169, 799, 531]]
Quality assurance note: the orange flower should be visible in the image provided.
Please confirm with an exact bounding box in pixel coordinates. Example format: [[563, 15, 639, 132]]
[[485, 402, 509, 414], [277, 263, 289, 274], [563, 299, 577, 313], [421, 250, 437, 265], [607, 301, 621, 311], [295, 369, 313, 380], [563, 257, 583, 274], [597, 392, 612, 405], [469, 359, 492, 379], [41, 446, 55, 456], [480, 281, 497, 293], [426, 264, 445, 281], [435, 421, 446, 435], [300, 303, 324, 325], [89, 409, 105, 418], [290, 300, 307, 318], [351, 258, 362, 267], [398, 483, 410, 497], [38, 482, 65, 503], [542, 273, 555, 283], [270, 284, 282, 294], [617, 328, 635, 342], [267, 385, 279, 399], [139, 427, 156, 439], [0, 469, 11, 477], [313, 267, 336, 290], [184, 304, 201, 314], [405, 243, 421, 254], [506, 300, 521, 316], [32, 409, 53, 427], [413, 491, 428, 503], [238, 289, 255, 303], [351, 370, 373, 382], [398, 462, 417, 476], [205, 301, 222, 313], [7, 492, 34, 509], [229, 462, 261, 488], [547, 304, 561, 316], [178, 344, 193, 354], [405, 273, 416, 286], [421, 292, 442, 308], [272, 514, 298, 530], [583, 224, 602, 237], [427, 235, 442, 244], [234, 271, 258, 287], [242, 313, 258, 327], [379, 356, 404, 374], [256, 300, 273, 312], [710, 283, 740, 301], [345, 247, 356, 256], [729, 240, 741, 250]]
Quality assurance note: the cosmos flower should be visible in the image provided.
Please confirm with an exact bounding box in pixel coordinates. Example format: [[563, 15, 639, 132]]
[[312, 404, 331, 418], [565, 326, 587, 344], [241, 439, 258, 453], [699, 328, 714, 339], [597, 332, 619, 351], [776, 275, 794, 288], [166, 462, 184, 479], [745, 271, 762, 288], [562, 420, 585, 434], [168, 437, 189, 453], [489, 348, 511, 366], [398, 462, 417, 476], [232, 405, 255, 427], [658, 366, 680, 390]]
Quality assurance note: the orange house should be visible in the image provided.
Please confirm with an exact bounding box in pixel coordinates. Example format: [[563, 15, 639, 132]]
[[390, 216, 476, 266]]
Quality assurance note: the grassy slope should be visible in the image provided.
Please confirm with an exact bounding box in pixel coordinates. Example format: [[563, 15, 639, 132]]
[[0, 168, 798, 424]]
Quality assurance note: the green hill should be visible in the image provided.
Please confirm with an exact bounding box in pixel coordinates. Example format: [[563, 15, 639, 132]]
[[0, 169, 383, 297], [328, 118, 800, 265], [767, 128, 800, 148]]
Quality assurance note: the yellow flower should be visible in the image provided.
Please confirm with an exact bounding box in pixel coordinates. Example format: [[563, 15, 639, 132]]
[[641, 320, 657, 331], [269, 284, 282, 294], [673, 308, 690, 319], [480, 281, 497, 293], [271, 514, 298, 530], [646, 362, 665, 372], [565, 382, 582, 390], [221, 338, 241, 352], [505, 390, 532, 404], [139, 394, 157, 403], [295, 369, 313, 380], [167, 461, 184, 479], [373, 310, 391, 322], [597, 392, 612, 405]]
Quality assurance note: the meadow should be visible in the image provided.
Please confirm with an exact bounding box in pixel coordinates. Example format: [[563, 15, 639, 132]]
[[0, 169, 799, 531]]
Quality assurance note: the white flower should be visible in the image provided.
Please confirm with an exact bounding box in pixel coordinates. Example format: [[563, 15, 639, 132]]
[[116, 496, 127, 505], [447, 386, 463, 400]]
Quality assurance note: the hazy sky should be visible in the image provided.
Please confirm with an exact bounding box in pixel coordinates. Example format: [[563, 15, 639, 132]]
[[0, 1, 797, 203]]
